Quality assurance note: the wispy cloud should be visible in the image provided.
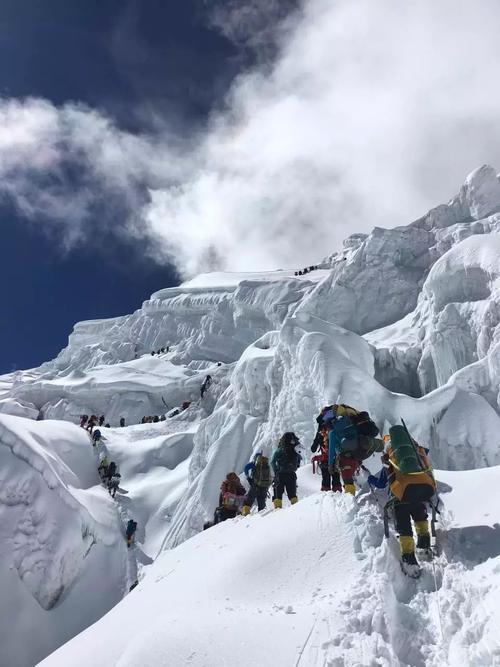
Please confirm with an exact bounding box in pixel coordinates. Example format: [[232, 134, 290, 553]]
[[2, 0, 500, 275]]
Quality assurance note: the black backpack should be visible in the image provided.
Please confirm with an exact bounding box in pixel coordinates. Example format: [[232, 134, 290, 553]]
[[275, 447, 300, 474], [349, 411, 379, 438]]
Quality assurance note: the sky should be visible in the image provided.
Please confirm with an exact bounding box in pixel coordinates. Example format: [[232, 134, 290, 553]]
[[2, 0, 500, 372], [0, 0, 250, 372]]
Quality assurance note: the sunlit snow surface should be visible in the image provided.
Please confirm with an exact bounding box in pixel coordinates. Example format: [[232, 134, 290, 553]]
[[1, 165, 500, 666]]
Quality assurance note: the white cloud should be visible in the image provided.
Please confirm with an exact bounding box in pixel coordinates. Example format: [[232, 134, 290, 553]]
[[3, 0, 500, 274]]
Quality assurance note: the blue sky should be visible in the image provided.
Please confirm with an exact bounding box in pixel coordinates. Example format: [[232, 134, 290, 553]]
[[0, 0, 240, 372], [2, 0, 500, 372]]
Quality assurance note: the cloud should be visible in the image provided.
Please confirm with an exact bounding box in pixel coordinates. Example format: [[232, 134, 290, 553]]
[[3, 0, 500, 275]]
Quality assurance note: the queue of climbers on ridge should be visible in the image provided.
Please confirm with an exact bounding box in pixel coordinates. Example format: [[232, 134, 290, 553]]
[[90, 434, 138, 550], [295, 265, 319, 276], [208, 403, 438, 579]]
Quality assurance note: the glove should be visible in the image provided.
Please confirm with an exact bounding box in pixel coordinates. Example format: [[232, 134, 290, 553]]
[[367, 475, 377, 487]]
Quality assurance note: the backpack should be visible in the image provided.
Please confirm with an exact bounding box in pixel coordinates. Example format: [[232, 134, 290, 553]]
[[108, 462, 117, 477], [349, 411, 379, 438], [252, 456, 272, 488], [221, 492, 244, 509], [389, 425, 426, 474], [387, 426, 436, 502], [93, 429, 101, 440], [275, 447, 300, 474]]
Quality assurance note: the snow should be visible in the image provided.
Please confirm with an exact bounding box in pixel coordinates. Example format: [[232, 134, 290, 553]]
[[179, 268, 330, 289], [40, 467, 500, 667], [1, 165, 500, 665], [0, 414, 127, 667]]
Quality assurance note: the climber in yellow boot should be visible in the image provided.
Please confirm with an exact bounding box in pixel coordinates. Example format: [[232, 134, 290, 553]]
[[271, 432, 301, 508], [368, 423, 436, 578]]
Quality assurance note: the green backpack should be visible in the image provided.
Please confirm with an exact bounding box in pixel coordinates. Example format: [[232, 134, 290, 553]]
[[253, 456, 272, 488], [389, 425, 423, 474]]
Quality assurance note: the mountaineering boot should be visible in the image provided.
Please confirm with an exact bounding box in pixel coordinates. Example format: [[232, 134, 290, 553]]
[[321, 485, 331, 492], [415, 521, 431, 549], [332, 484, 342, 493], [344, 483, 356, 496], [241, 505, 251, 516], [399, 536, 421, 578], [290, 496, 298, 505], [273, 498, 282, 509]]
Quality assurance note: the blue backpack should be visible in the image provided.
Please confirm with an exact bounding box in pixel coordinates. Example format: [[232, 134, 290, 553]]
[[330, 416, 359, 452]]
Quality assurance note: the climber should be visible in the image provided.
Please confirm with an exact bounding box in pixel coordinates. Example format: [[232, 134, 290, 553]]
[[106, 461, 117, 483], [241, 453, 273, 515], [271, 432, 301, 508], [92, 429, 102, 447], [80, 414, 89, 428], [368, 423, 436, 578], [86, 415, 97, 433], [213, 472, 246, 524], [99, 415, 105, 427], [98, 456, 109, 481], [126, 519, 138, 548], [108, 473, 121, 498], [311, 425, 342, 492], [200, 375, 212, 399], [318, 404, 383, 495], [119, 417, 125, 427]]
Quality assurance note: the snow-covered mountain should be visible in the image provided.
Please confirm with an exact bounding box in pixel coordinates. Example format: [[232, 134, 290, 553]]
[[1, 165, 500, 666]]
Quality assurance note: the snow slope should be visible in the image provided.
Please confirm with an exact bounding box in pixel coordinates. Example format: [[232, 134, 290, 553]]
[[40, 466, 500, 667], [1, 165, 500, 665]]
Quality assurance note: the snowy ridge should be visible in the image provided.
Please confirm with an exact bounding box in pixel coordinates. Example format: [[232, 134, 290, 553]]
[[39, 467, 500, 667]]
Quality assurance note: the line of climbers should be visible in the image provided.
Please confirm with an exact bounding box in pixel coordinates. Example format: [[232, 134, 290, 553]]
[[150, 347, 169, 356], [80, 415, 126, 430], [295, 265, 319, 276], [205, 403, 437, 579], [204, 432, 301, 529], [90, 433, 138, 551]]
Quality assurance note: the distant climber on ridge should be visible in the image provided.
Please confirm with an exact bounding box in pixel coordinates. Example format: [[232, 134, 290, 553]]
[[126, 519, 138, 548], [119, 417, 125, 427], [98, 456, 109, 481], [368, 424, 436, 578], [92, 429, 102, 447], [242, 453, 273, 515], [271, 432, 301, 508], [200, 374, 212, 399], [108, 472, 121, 498]]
